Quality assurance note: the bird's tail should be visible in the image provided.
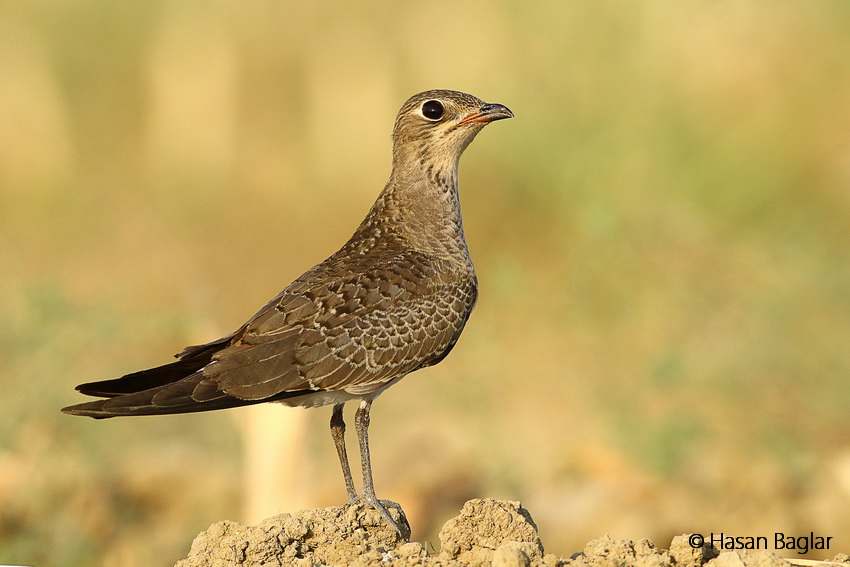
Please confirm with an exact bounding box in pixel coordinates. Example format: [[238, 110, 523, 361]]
[[61, 330, 312, 418], [60, 375, 265, 418], [61, 335, 236, 418]]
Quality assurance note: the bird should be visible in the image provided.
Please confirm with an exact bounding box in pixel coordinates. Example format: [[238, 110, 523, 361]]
[[62, 89, 513, 537]]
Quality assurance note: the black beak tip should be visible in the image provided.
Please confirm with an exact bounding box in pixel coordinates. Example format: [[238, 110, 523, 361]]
[[481, 103, 514, 121]]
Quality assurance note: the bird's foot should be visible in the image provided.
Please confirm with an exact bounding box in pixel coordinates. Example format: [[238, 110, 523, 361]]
[[347, 493, 411, 541]]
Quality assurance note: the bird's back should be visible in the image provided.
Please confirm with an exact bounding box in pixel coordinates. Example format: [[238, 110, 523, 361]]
[[207, 215, 478, 402]]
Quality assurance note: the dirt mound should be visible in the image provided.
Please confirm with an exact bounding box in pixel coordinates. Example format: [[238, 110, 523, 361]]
[[175, 498, 849, 567]]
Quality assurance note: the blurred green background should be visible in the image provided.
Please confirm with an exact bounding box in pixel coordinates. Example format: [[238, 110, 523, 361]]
[[2, 1, 850, 565]]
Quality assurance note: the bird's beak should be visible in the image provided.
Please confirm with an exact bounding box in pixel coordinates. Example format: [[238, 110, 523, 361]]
[[457, 103, 514, 126]]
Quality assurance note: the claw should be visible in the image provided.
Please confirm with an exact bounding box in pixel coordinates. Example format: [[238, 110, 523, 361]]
[[349, 495, 411, 540]]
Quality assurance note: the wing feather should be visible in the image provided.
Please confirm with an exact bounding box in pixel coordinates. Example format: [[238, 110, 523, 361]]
[[63, 238, 477, 417]]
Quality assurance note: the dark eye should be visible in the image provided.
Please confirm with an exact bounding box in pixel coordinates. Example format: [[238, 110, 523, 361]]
[[421, 100, 444, 120]]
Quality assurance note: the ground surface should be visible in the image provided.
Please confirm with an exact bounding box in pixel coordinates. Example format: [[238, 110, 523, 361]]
[[174, 499, 850, 567]]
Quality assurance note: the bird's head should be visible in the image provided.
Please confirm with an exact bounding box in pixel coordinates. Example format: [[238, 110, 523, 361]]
[[391, 89, 513, 173]]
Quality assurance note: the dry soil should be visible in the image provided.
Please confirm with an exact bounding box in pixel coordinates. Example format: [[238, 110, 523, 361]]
[[175, 498, 850, 567]]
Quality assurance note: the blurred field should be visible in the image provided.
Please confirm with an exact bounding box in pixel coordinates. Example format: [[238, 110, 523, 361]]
[[2, 1, 850, 565]]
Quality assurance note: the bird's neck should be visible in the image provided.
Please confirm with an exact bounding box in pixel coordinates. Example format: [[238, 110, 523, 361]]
[[365, 157, 471, 260]]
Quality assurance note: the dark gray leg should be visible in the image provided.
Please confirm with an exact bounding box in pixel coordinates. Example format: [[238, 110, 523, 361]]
[[354, 399, 408, 539], [331, 403, 357, 501]]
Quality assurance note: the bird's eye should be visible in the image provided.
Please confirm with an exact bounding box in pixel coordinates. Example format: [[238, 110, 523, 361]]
[[421, 100, 444, 121]]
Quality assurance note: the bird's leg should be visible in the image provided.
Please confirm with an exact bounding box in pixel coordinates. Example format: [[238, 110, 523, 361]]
[[330, 403, 358, 501], [354, 399, 409, 539]]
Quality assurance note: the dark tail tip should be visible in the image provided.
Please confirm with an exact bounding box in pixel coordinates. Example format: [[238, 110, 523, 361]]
[[61, 401, 115, 419]]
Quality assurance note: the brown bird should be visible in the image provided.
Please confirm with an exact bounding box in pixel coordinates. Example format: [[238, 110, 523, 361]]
[[62, 89, 513, 537]]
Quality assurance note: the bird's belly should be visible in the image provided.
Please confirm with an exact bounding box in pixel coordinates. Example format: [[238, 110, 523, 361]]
[[273, 389, 364, 408]]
